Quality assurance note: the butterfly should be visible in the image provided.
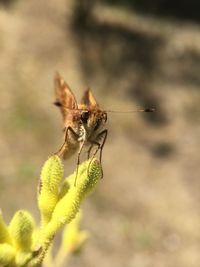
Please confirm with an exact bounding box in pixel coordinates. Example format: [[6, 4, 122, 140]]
[[54, 72, 107, 185]]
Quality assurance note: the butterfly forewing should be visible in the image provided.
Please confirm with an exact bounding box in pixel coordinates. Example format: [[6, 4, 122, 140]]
[[54, 72, 78, 118]]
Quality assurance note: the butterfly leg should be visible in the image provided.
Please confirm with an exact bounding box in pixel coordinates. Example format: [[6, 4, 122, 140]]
[[55, 126, 79, 157], [74, 141, 85, 187], [88, 129, 108, 178], [87, 145, 93, 159], [98, 129, 108, 165]]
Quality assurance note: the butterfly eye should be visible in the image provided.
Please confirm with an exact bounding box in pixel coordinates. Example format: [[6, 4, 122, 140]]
[[81, 111, 90, 123]]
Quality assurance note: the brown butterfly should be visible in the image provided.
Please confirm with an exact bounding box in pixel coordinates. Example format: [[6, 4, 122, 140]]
[[54, 73, 155, 185], [54, 72, 107, 185]]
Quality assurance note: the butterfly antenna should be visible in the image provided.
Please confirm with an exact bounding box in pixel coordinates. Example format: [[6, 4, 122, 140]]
[[105, 107, 156, 113]]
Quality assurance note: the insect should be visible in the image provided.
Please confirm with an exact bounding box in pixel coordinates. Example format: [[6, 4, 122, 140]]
[[54, 72, 155, 186], [54, 72, 108, 186]]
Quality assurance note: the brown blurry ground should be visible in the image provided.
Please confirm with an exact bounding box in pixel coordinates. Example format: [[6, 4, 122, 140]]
[[1, 1, 200, 266]]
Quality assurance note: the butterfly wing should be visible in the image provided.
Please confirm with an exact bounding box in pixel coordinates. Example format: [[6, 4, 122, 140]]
[[80, 88, 99, 108], [54, 72, 78, 120]]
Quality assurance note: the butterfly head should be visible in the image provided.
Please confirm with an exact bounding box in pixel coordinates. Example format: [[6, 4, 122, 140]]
[[79, 108, 107, 133]]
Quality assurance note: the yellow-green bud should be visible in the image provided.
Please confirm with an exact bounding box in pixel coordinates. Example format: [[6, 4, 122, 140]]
[[38, 156, 63, 225], [9, 210, 35, 252], [0, 210, 12, 244], [39, 155, 63, 192], [42, 159, 101, 241], [0, 243, 15, 266]]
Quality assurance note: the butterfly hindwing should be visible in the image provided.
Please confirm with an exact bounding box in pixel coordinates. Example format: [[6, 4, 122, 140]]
[[81, 88, 99, 108]]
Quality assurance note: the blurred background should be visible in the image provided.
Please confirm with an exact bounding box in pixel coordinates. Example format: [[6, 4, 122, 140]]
[[1, 0, 200, 266]]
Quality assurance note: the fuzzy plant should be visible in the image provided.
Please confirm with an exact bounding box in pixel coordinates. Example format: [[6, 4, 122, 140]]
[[0, 156, 102, 267]]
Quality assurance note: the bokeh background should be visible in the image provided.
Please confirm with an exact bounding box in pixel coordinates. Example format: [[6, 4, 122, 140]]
[[1, 1, 200, 266]]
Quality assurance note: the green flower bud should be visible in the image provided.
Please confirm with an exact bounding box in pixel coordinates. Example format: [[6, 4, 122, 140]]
[[39, 155, 63, 193], [0, 210, 12, 244], [0, 243, 15, 266], [38, 156, 63, 225], [9, 210, 35, 252], [42, 159, 101, 242]]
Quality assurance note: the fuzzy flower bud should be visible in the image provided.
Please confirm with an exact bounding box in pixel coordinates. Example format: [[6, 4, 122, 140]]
[[42, 159, 101, 241], [0, 210, 12, 244], [9, 210, 35, 252], [38, 155, 63, 226]]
